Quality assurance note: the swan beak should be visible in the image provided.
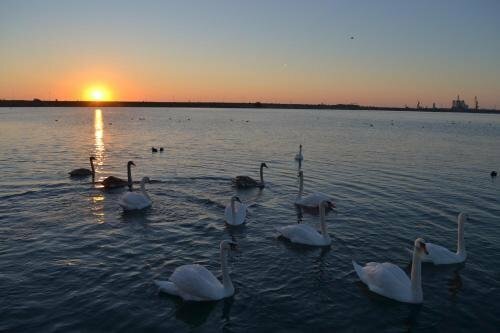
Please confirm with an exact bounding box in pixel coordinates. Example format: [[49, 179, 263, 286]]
[[422, 243, 429, 255], [234, 196, 242, 203]]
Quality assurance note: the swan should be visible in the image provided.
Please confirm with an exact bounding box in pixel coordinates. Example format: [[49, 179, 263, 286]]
[[102, 161, 134, 190], [421, 213, 468, 265], [353, 238, 428, 304], [118, 176, 152, 211], [69, 156, 96, 177], [152, 147, 158, 153], [277, 200, 331, 246], [154, 240, 238, 301], [295, 171, 335, 209], [295, 145, 303, 161], [232, 162, 268, 188], [224, 196, 247, 225]]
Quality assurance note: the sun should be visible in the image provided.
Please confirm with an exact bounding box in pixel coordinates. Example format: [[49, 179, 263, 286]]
[[91, 90, 104, 101], [84, 86, 112, 101]]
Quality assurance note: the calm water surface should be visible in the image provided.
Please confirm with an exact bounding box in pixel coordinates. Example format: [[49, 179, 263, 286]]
[[1, 107, 499, 332]]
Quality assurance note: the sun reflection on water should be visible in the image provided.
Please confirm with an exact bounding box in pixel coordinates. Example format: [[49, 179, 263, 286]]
[[92, 109, 105, 223], [94, 109, 104, 162]]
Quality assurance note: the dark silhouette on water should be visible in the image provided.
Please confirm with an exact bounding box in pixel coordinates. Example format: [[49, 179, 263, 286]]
[[102, 161, 135, 190], [69, 156, 96, 177], [2, 99, 499, 114], [232, 162, 268, 188]]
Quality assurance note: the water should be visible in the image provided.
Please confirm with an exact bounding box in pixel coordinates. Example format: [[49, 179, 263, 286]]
[[1, 107, 499, 332]]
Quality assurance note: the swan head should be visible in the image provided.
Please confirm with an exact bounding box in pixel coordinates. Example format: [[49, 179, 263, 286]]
[[231, 196, 241, 203], [90, 156, 96, 161], [458, 212, 468, 224], [414, 238, 429, 255], [128, 161, 135, 167], [220, 240, 239, 252], [261, 162, 268, 169], [318, 199, 336, 210]]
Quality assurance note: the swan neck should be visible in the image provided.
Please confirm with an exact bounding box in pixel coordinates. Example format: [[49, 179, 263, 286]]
[[260, 165, 264, 184], [457, 219, 466, 256], [410, 248, 423, 302], [127, 164, 133, 191], [90, 158, 95, 175], [220, 247, 234, 296], [140, 180, 150, 199]]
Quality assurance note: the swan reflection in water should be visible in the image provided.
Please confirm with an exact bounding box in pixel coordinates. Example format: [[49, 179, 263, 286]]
[[447, 269, 463, 299], [167, 296, 234, 328]]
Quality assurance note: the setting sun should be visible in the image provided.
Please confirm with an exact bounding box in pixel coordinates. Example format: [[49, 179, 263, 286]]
[[84, 86, 112, 101]]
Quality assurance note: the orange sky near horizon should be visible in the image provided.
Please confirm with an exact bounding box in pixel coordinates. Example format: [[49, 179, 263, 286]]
[[3, 62, 492, 108]]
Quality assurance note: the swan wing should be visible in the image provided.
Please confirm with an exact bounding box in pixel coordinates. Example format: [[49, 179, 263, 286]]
[[119, 192, 151, 210], [296, 192, 333, 207], [353, 261, 412, 302], [169, 264, 224, 301], [69, 168, 92, 176], [426, 243, 462, 265], [224, 203, 247, 225], [102, 176, 127, 188], [277, 224, 325, 246], [232, 176, 258, 188]]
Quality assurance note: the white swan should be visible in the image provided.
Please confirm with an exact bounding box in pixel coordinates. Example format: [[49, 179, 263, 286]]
[[154, 240, 237, 301], [295, 144, 304, 161], [353, 238, 428, 304], [118, 176, 152, 211], [277, 200, 331, 246], [224, 196, 247, 226], [422, 213, 468, 265], [295, 171, 335, 209]]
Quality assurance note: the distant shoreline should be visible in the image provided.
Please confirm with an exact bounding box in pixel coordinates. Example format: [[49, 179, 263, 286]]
[[1, 99, 499, 114]]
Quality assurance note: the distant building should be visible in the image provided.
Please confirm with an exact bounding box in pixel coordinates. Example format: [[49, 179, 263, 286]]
[[451, 95, 468, 111]]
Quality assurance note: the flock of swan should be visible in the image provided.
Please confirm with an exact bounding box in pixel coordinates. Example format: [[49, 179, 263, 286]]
[[69, 145, 468, 304]]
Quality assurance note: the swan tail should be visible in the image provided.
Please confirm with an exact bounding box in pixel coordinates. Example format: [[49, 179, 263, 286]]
[[352, 260, 364, 280], [154, 280, 179, 296]]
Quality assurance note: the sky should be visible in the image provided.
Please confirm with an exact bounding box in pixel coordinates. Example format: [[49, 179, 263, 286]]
[[1, 0, 499, 108]]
